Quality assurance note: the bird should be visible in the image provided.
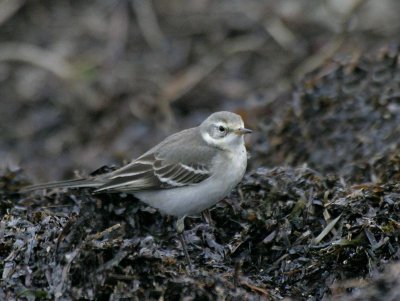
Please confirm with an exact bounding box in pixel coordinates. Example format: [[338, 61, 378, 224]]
[[22, 111, 252, 269]]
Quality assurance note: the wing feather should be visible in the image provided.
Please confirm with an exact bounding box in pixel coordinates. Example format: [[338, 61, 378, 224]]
[[95, 153, 211, 193]]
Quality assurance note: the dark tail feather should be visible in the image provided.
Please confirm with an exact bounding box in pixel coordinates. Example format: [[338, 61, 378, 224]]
[[20, 178, 102, 193]]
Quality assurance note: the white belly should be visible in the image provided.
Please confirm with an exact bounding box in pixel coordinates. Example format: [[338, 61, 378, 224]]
[[134, 146, 247, 217]]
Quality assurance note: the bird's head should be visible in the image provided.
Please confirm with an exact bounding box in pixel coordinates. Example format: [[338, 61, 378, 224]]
[[200, 111, 252, 150]]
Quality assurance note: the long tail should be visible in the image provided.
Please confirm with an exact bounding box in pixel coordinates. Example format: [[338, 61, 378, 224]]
[[20, 178, 102, 193]]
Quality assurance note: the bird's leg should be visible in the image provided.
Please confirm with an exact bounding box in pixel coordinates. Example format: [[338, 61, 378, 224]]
[[201, 209, 214, 227], [175, 216, 192, 271]]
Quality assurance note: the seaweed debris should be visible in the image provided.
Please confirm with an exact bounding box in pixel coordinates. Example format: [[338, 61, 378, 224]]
[[259, 43, 400, 183], [1, 165, 400, 300]]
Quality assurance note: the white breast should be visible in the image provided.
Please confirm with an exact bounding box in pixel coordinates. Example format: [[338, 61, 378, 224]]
[[134, 145, 248, 217]]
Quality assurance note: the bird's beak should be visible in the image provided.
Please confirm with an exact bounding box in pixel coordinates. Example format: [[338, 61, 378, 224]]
[[234, 127, 252, 135]]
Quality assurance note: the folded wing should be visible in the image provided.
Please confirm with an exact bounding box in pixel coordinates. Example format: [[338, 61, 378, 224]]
[[95, 152, 210, 193]]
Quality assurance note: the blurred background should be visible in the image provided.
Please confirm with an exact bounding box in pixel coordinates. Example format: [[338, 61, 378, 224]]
[[1, 0, 400, 182]]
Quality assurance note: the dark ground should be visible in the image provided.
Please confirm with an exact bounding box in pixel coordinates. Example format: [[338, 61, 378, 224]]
[[2, 1, 400, 300]]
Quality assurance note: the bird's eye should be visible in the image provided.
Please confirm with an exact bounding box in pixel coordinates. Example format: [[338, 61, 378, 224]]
[[218, 125, 226, 132]]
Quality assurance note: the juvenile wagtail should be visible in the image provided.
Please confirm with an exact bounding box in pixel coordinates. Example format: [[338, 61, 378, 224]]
[[22, 111, 252, 268]]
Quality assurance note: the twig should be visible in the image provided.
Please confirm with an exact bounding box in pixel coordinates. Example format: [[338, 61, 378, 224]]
[[131, 0, 167, 50], [293, 35, 346, 81], [0, 0, 25, 27], [239, 278, 270, 297], [0, 42, 105, 110], [160, 54, 220, 104], [159, 34, 266, 105], [155, 53, 220, 128], [85, 223, 121, 241], [293, 0, 367, 80], [154, 32, 266, 127], [106, 1, 129, 64], [313, 214, 342, 244], [264, 17, 297, 51], [0, 42, 74, 79]]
